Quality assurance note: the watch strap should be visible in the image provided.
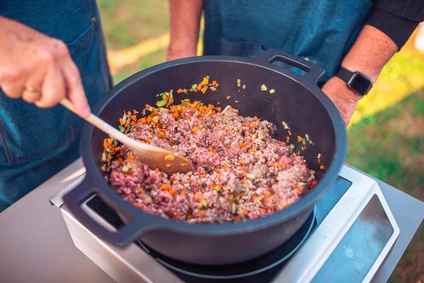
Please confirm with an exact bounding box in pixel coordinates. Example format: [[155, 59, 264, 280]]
[[335, 67, 353, 83], [335, 66, 373, 96]]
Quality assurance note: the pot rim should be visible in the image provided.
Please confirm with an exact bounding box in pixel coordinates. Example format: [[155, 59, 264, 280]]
[[79, 54, 347, 235]]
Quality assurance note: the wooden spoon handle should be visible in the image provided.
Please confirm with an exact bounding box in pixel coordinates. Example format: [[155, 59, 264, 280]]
[[60, 98, 140, 148]]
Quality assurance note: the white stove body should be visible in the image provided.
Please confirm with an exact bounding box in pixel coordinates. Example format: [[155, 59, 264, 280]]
[[274, 165, 400, 283], [50, 165, 400, 283]]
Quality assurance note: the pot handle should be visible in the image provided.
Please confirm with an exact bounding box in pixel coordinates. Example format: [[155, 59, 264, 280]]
[[62, 175, 160, 247], [254, 49, 325, 86]]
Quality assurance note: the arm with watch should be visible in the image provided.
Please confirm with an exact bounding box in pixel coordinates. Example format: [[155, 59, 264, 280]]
[[324, 1, 424, 126]]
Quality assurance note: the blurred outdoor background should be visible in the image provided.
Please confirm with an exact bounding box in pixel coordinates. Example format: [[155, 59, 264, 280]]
[[97, 0, 423, 281]]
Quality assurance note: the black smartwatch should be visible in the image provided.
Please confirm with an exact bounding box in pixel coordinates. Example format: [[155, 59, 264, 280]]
[[335, 66, 373, 96]]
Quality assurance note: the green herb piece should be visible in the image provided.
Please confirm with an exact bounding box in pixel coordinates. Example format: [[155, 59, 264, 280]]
[[201, 199, 208, 208], [121, 165, 130, 173], [152, 116, 160, 123], [156, 99, 167, 107]]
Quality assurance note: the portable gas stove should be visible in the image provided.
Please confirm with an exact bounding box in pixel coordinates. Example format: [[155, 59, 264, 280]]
[[50, 164, 400, 283]]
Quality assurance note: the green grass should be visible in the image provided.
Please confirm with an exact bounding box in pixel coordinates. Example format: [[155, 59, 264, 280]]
[[99, 0, 169, 50], [112, 48, 167, 85], [346, 90, 424, 196]]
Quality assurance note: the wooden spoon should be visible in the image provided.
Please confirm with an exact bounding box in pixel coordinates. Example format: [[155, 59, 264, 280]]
[[60, 98, 195, 176]]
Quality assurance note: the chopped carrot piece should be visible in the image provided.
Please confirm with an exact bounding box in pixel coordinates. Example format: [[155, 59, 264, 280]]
[[180, 191, 186, 197], [170, 187, 177, 196], [172, 111, 179, 118], [200, 86, 208, 94], [130, 115, 137, 121], [297, 136, 303, 142], [310, 180, 317, 189], [265, 191, 271, 200], [145, 137, 151, 143], [242, 208, 248, 216], [160, 183, 171, 191], [202, 76, 209, 85], [137, 118, 146, 124], [194, 192, 202, 202], [128, 152, 134, 162], [166, 95, 174, 107], [133, 109, 139, 114], [157, 132, 165, 139], [177, 88, 184, 94], [286, 136, 290, 142], [197, 83, 203, 90], [192, 127, 200, 133], [199, 211, 206, 218], [146, 116, 152, 123]]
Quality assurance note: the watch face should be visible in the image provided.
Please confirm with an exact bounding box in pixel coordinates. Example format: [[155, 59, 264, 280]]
[[348, 73, 372, 95]]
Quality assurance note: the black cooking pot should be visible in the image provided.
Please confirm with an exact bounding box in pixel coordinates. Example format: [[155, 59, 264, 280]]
[[63, 49, 347, 265]]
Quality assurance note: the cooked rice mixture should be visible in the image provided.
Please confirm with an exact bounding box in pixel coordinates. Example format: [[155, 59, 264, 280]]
[[102, 96, 317, 224]]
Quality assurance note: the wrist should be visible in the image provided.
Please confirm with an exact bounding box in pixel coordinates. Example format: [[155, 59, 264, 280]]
[[167, 41, 197, 56], [326, 76, 363, 103]]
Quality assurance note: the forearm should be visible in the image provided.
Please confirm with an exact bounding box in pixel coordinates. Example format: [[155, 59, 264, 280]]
[[340, 24, 398, 85], [167, 0, 203, 59], [321, 24, 399, 125]]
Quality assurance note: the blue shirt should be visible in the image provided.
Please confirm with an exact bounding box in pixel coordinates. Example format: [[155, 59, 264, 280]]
[[203, 0, 373, 85]]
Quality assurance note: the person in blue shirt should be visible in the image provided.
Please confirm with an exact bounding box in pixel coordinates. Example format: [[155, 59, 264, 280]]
[[167, 0, 424, 126], [0, 0, 111, 212]]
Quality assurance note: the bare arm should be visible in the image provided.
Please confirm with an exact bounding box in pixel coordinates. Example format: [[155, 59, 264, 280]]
[[167, 0, 203, 61], [322, 25, 398, 126], [323, 0, 424, 126]]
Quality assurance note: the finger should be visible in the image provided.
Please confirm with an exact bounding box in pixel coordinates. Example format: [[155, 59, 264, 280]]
[[35, 62, 66, 108], [21, 68, 47, 104], [0, 71, 27, 99], [60, 55, 90, 117]]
